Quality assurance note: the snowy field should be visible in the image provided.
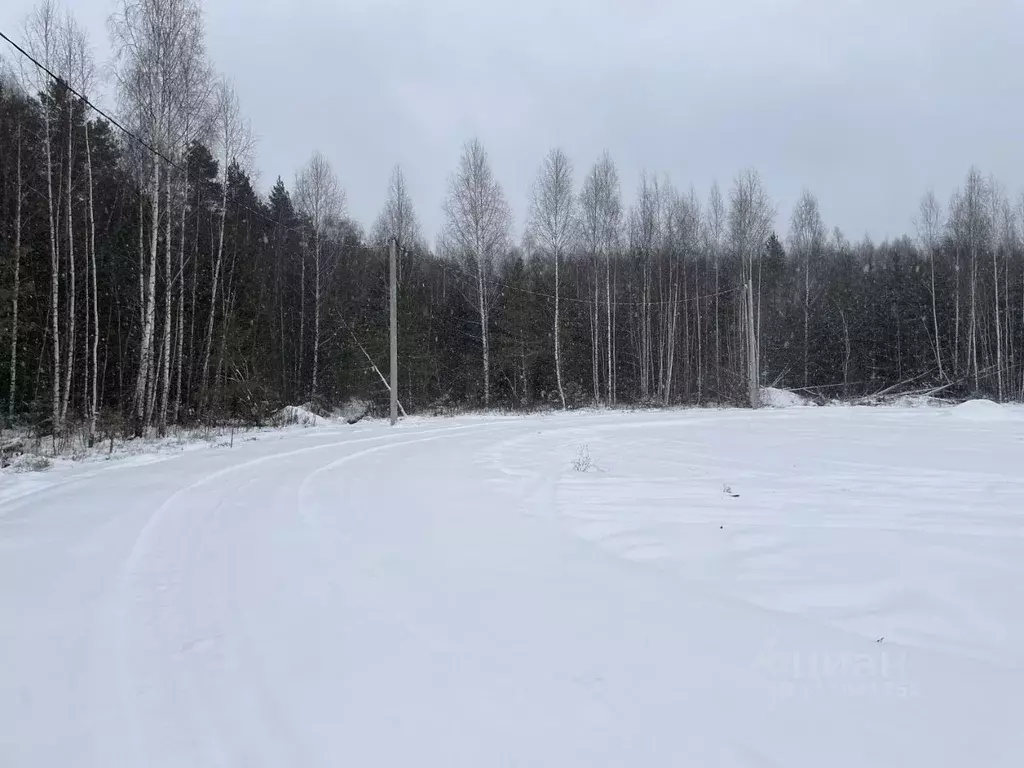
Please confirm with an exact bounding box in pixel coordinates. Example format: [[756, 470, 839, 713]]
[[2, 405, 1024, 766]]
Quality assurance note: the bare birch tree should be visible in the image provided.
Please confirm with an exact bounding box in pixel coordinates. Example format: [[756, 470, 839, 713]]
[[728, 170, 774, 394], [171, 62, 212, 423], [579, 161, 603, 402], [294, 150, 343, 403], [788, 190, 825, 388], [199, 78, 250, 411], [629, 173, 662, 400], [371, 165, 422, 284], [23, 0, 62, 435], [579, 153, 621, 403], [110, 0, 205, 433], [663, 188, 701, 403], [988, 175, 1008, 401], [705, 182, 725, 393], [528, 148, 576, 409], [441, 139, 512, 407], [915, 190, 944, 380], [949, 168, 990, 392]]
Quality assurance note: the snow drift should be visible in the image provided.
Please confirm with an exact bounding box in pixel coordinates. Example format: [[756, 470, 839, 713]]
[[760, 386, 810, 408], [950, 398, 1011, 422], [271, 404, 327, 427]]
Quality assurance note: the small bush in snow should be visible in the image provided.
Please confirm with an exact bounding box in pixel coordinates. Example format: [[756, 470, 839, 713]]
[[338, 398, 370, 425], [15, 455, 52, 473], [572, 444, 594, 472]]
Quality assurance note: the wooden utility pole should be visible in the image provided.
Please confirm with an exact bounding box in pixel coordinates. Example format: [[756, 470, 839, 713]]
[[389, 238, 398, 426]]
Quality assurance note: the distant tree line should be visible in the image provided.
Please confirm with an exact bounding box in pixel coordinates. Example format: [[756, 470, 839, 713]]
[[2, 0, 1023, 441]]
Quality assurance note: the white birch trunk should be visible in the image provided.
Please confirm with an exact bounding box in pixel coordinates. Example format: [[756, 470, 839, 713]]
[[200, 178, 227, 410], [173, 173, 188, 423], [554, 249, 566, 409], [929, 246, 943, 380], [85, 123, 98, 441], [133, 158, 160, 432], [8, 129, 23, 422], [311, 236, 321, 401], [44, 99, 61, 435], [478, 255, 490, 406], [60, 90, 76, 424], [158, 174, 173, 432]]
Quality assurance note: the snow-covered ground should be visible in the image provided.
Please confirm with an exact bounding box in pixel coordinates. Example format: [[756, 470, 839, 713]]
[[3, 406, 1024, 767]]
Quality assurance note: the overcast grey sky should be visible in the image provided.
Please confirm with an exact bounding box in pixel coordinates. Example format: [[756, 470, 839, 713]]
[[3, 0, 1023, 245]]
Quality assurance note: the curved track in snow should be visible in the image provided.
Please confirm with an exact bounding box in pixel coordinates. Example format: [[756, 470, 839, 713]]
[[3, 409, 1024, 767]]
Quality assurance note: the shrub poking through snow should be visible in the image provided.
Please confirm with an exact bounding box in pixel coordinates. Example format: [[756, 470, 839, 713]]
[[572, 444, 594, 472], [338, 398, 370, 425], [13, 455, 52, 473]]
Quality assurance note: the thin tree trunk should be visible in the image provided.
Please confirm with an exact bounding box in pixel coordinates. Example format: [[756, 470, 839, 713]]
[[756, 246, 764, 384], [554, 249, 566, 409], [478, 254, 490, 407], [520, 333, 528, 406], [591, 264, 600, 403], [275, 224, 287, 400], [695, 262, 702, 402], [61, 90, 76, 425], [133, 159, 161, 434], [970, 246, 979, 391], [664, 269, 680, 405], [44, 101, 61, 436], [82, 204, 90, 428], [311, 236, 321, 402], [138, 193, 144, 319], [8, 128, 23, 423], [606, 264, 614, 405], [173, 172, 188, 423], [1004, 248, 1013, 391], [85, 123, 98, 441], [298, 243, 305, 396], [200, 179, 228, 410], [836, 302, 851, 396], [954, 247, 961, 377], [186, 207, 202, 401], [929, 245, 943, 381], [679, 255, 687, 400], [746, 280, 759, 408], [216, 288, 232, 398], [158, 172, 173, 433], [803, 251, 810, 387]]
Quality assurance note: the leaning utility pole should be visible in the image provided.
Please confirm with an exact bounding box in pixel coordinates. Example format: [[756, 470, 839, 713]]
[[389, 238, 399, 426]]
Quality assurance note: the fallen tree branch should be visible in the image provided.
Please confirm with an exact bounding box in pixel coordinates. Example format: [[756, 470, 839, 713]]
[[337, 314, 408, 418]]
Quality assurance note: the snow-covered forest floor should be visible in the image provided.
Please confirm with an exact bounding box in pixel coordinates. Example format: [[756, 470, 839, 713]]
[[2, 402, 1023, 766]]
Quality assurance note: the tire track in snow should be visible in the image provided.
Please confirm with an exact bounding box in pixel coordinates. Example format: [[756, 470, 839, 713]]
[[110, 420, 503, 764]]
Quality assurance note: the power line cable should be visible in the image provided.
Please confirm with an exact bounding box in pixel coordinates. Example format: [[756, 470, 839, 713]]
[[1, 27, 310, 240]]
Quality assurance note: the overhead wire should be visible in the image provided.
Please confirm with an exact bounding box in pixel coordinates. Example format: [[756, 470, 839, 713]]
[[1, 27, 308, 241]]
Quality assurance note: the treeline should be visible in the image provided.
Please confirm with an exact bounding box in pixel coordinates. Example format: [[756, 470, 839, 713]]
[[2, 0, 1023, 442]]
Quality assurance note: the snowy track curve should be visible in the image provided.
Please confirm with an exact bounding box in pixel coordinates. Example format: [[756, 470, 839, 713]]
[[3, 409, 1024, 767]]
